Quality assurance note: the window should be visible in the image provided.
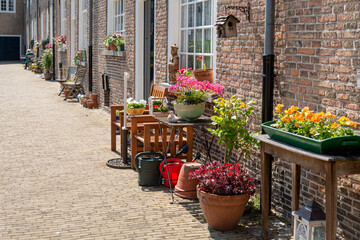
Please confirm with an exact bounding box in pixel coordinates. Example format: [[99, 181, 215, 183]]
[[179, 0, 215, 71], [61, 0, 67, 35], [50, 5, 53, 43], [0, 0, 15, 13], [107, 0, 125, 37], [46, 9, 49, 38], [41, 12, 44, 39], [79, 0, 87, 50]]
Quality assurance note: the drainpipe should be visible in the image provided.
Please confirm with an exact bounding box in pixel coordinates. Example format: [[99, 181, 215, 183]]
[[262, 0, 275, 212], [36, 0, 39, 58], [88, 0, 93, 92], [52, 0, 56, 80]]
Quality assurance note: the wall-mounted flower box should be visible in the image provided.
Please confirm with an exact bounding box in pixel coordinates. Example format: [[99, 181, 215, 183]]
[[102, 50, 126, 58], [59, 44, 67, 52]]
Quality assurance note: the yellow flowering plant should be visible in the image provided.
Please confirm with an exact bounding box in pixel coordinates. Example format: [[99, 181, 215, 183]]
[[271, 104, 357, 140]]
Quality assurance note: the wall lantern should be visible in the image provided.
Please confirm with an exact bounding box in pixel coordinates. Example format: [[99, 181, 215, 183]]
[[215, 14, 240, 38], [292, 200, 326, 240]]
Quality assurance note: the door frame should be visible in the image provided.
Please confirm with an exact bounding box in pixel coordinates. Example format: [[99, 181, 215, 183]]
[[135, 0, 145, 100], [0, 35, 22, 60]]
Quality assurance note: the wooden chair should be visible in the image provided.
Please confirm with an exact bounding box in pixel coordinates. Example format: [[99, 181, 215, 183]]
[[62, 65, 87, 101], [57, 66, 77, 96], [110, 84, 168, 152], [130, 115, 192, 169]]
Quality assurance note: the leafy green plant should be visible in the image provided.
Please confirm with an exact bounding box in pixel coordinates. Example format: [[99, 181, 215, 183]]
[[30, 39, 34, 49], [104, 33, 125, 51], [41, 49, 53, 73], [208, 96, 259, 163], [73, 51, 82, 65], [127, 98, 146, 108]]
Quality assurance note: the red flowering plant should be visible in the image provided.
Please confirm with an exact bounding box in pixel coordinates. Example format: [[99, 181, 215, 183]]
[[177, 67, 193, 76], [54, 34, 67, 47], [190, 96, 259, 196], [189, 161, 256, 196], [45, 43, 52, 49]]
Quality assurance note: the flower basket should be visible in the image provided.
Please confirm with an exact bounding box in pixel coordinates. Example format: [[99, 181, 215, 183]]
[[262, 120, 360, 154], [194, 69, 213, 83], [127, 107, 146, 116]]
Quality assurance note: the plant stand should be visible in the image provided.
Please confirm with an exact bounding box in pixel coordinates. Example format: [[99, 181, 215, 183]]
[[254, 134, 360, 240]]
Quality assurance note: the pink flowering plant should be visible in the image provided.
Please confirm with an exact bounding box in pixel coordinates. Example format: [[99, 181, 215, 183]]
[[189, 161, 256, 196], [168, 76, 225, 105], [45, 43, 52, 49]]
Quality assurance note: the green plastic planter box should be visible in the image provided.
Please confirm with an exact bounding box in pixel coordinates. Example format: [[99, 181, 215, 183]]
[[262, 120, 360, 155]]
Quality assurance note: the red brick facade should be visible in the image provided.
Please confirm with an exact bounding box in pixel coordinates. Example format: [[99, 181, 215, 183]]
[[25, 0, 360, 238]]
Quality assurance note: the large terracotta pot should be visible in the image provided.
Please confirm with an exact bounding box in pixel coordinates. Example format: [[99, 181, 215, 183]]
[[197, 187, 249, 231], [173, 102, 205, 121], [194, 69, 213, 83], [174, 162, 202, 199]]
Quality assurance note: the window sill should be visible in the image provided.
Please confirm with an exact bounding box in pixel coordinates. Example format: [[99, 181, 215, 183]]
[[102, 50, 126, 58]]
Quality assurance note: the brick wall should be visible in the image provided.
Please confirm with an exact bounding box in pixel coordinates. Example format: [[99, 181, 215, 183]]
[[214, 0, 360, 239], [154, 0, 168, 84]]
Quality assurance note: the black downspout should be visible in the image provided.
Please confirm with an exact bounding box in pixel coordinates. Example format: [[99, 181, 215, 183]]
[[262, 0, 275, 213], [88, 0, 93, 92], [36, 0, 39, 58], [52, 0, 56, 80]]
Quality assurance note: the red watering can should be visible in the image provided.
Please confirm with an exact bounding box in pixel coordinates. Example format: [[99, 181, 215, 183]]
[[160, 158, 183, 188]]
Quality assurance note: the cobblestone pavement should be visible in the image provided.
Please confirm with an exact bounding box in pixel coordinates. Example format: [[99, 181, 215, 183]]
[[0, 63, 292, 239]]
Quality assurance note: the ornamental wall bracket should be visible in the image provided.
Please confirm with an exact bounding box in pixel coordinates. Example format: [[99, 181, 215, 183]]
[[224, 2, 251, 22]]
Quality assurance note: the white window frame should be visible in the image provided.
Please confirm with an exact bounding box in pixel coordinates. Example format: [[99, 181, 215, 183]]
[[78, 0, 88, 50], [50, 5, 53, 44], [60, 0, 67, 35], [46, 9, 49, 39], [0, 0, 16, 13], [179, 0, 216, 79], [107, 0, 125, 38]]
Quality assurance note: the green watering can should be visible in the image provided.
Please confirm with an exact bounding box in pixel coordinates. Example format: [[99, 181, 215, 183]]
[[134, 152, 164, 186]]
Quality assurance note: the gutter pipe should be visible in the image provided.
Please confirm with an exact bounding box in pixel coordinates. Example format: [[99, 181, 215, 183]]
[[262, 0, 275, 213], [88, 0, 93, 92], [52, 0, 56, 80]]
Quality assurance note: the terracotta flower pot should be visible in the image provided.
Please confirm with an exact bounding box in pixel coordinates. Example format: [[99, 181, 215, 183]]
[[174, 162, 202, 199], [108, 43, 116, 51], [197, 187, 250, 231], [63, 89, 70, 97], [194, 69, 213, 83], [44, 72, 53, 80]]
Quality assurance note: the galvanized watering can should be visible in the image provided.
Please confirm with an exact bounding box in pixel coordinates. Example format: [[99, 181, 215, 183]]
[[134, 152, 164, 186]]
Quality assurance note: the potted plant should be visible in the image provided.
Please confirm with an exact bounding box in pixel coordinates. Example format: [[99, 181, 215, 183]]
[[54, 34, 67, 51], [152, 100, 169, 114], [176, 67, 193, 79], [73, 51, 82, 65], [126, 98, 147, 115], [41, 47, 53, 80], [262, 105, 359, 154], [30, 39, 34, 49], [168, 76, 224, 121], [41, 39, 49, 50], [189, 96, 259, 231], [104, 33, 125, 51], [194, 56, 213, 83]]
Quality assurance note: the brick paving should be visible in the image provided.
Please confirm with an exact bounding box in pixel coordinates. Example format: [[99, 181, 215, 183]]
[[0, 63, 292, 239]]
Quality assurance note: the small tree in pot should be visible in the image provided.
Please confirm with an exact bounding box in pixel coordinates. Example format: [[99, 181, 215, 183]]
[[190, 96, 259, 231], [41, 46, 53, 80]]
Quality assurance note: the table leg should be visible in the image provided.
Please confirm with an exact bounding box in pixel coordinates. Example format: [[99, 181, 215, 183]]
[[291, 163, 301, 233], [186, 126, 193, 162], [261, 142, 271, 240], [325, 162, 337, 240]]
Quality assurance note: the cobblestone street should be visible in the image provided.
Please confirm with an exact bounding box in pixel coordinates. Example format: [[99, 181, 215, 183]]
[[0, 64, 291, 239]]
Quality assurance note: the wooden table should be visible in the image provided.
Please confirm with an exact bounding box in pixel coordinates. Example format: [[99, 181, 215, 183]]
[[254, 134, 360, 240]]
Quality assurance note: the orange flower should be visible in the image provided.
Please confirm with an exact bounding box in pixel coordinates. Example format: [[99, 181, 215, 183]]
[[295, 124, 300, 128], [349, 121, 357, 128], [331, 123, 339, 129], [339, 116, 350, 124], [301, 107, 309, 113], [275, 104, 283, 113], [287, 106, 299, 115], [325, 112, 332, 118], [331, 114, 336, 119], [281, 117, 289, 123]]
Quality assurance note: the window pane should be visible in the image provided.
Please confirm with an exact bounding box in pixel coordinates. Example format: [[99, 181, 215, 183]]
[[188, 4, 194, 27], [180, 55, 185, 68], [9, 0, 14, 11], [195, 29, 202, 53], [181, 30, 186, 52], [121, 16, 124, 31], [187, 30, 194, 53], [204, 56, 211, 68], [204, 28, 211, 53], [121, 0, 124, 14], [196, 2, 202, 27], [181, 5, 187, 28], [188, 55, 194, 70], [181, 0, 186, 3], [195, 55, 202, 69], [1, 0, 6, 11], [204, 0, 211, 26], [82, 0, 87, 11]]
